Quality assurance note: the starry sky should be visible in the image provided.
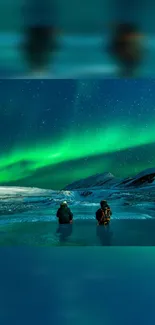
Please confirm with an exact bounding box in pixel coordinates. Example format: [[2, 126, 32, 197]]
[[0, 79, 155, 190]]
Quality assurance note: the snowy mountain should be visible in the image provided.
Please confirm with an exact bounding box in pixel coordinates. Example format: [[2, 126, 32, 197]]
[[0, 168, 155, 208], [64, 172, 118, 190], [64, 168, 155, 190], [116, 168, 155, 188]]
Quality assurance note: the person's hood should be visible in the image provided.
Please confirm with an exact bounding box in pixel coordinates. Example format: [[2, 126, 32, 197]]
[[60, 201, 67, 207]]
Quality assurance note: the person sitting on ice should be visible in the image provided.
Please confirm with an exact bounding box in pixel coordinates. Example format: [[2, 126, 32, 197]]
[[56, 201, 73, 224], [96, 200, 112, 226], [108, 22, 143, 77]]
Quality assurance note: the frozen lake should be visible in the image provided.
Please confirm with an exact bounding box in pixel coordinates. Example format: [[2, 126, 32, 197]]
[[0, 186, 155, 245], [1, 203, 155, 246]]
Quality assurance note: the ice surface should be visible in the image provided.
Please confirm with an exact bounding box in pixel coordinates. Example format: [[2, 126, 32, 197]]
[[0, 183, 155, 222], [0, 170, 155, 246]]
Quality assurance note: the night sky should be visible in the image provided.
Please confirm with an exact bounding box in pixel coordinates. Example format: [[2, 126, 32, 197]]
[[0, 79, 155, 190]]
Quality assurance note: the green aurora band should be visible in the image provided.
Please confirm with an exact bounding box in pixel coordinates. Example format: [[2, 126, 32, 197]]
[[0, 120, 155, 187]]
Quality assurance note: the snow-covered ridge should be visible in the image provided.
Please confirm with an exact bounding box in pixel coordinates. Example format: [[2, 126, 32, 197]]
[[0, 186, 74, 198], [0, 168, 155, 201], [0, 186, 80, 209], [65, 168, 155, 190], [0, 168, 155, 203], [64, 172, 117, 190], [0, 186, 54, 196]]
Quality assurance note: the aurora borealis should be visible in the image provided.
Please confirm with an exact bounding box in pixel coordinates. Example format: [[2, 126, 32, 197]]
[[0, 79, 155, 189]]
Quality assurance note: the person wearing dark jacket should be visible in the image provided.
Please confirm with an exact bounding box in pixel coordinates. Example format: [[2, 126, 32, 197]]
[[96, 200, 112, 226], [108, 23, 143, 77], [56, 201, 73, 224], [23, 0, 58, 76], [23, 25, 57, 75]]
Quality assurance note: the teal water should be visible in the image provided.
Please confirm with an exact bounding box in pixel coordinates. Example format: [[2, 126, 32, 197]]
[[0, 246, 155, 324], [1, 219, 155, 246]]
